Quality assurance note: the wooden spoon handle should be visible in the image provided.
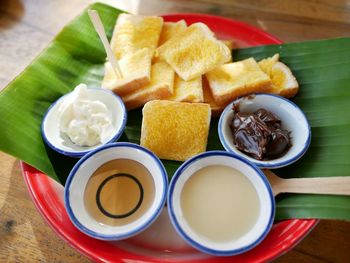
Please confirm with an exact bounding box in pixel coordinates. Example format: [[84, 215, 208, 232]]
[[275, 177, 350, 196]]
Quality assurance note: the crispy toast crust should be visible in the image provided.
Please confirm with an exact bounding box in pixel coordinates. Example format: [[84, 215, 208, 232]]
[[206, 58, 271, 104], [157, 23, 231, 81], [102, 69, 150, 96], [140, 100, 211, 161], [111, 14, 163, 59], [202, 76, 226, 116], [122, 85, 173, 110], [102, 48, 153, 95], [158, 20, 187, 46], [121, 61, 175, 110], [168, 75, 203, 103]]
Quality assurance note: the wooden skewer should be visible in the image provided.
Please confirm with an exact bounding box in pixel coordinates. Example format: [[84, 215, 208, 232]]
[[263, 170, 350, 196], [88, 9, 123, 79]]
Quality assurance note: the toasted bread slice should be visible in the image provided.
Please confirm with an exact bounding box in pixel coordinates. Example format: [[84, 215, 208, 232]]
[[110, 14, 163, 59], [158, 20, 187, 46], [205, 58, 271, 104], [219, 39, 235, 62], [258, 53, 280, 76], [157, 23, 231, 81], [102, 48, 153, 95], [153, 20, 187, 63], [258, 54, 299, 98], [202, 76, 226, 116], [220, 39, 235, 50], [122, 61, 175, 110], [141, 100, 211, 161], [168, 75, 203, 103], [269, 62, 299, 98]]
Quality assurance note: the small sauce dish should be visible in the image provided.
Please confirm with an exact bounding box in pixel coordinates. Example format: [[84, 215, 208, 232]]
[[65, 142, 168, 240], [218, 94, 311, 169], [167, 151, 275, 256], [41, 87, 127, 158]]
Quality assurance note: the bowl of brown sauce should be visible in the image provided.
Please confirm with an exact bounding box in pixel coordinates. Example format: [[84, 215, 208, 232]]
[[218, 94, 311, 169]]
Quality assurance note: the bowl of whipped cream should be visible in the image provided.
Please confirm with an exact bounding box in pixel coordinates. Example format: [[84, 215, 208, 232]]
[[41, 83, 127, 158]]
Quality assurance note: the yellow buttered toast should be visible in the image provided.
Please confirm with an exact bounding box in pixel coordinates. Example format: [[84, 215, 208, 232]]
[[110, 14, 163, 59], [205, 58, 271, 104], [141, 100, 211, 161], [122, 61, 175, 110], [157, 23, 231, 81]]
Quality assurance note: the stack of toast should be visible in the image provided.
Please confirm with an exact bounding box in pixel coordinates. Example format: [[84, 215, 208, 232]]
[[102, 14, 298, 115], [100, 14, 299, 162]]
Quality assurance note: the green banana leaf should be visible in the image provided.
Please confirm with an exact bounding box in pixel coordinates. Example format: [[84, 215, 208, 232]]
[[234, 40, 350, 220], [0, 2, 350, 221]]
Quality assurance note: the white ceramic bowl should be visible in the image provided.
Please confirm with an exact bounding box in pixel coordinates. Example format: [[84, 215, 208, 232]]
[[168, 151, 275, 256], [65, 142, 168, 240], [41, 88, 127, 158], [218, 94, 311, 169]]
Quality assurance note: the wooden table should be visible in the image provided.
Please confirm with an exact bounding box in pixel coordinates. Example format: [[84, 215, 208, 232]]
[[1, 0, 350, 262]]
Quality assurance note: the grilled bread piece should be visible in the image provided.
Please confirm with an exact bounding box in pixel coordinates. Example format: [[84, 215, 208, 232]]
[[268, 62, 299, 98], [158, 20, 187, 46], [168, 75, 203, 103], [258, 54, 299, 98], [202, 76, 226, 116], [141, 100, 211, 161], [220, 39, 235, 62], [122, 61, 175, 110], [205, 58, 271, 104], [110, 14, 163, 59], [221, 39, 235, 50], [258, 53, 280, 76], [157, 23, 231, 81], [102, 48, 153, 95], [153, 20, 187, 63]]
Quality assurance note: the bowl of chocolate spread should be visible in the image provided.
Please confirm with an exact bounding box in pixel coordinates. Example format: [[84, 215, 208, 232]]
[[218, 94, 311, 169]]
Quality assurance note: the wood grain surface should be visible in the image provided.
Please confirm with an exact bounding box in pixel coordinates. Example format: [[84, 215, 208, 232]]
[[1, 0, 350, 262]]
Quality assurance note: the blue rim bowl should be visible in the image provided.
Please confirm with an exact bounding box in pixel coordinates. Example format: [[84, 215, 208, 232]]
[[218, 93, 311, 169], [167, 151, 275, 256], [41, 88, 127, 158], [64, 142, 168, 240]]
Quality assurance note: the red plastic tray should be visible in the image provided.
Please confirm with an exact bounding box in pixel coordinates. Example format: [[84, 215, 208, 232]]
[[21, 13, 317, 263]]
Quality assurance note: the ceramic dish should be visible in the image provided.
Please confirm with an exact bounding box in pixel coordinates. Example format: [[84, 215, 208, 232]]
[[218, 94, 311, 169], [65, 142, 168, 240], [41, 88, 127, 158], [21, 12, 318, 262], [168, 151, 275, 256]]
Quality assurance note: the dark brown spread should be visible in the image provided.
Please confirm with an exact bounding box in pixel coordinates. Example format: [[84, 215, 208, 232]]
[[230, 105, 291, 160]]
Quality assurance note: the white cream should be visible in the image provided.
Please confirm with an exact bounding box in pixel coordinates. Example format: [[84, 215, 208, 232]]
[[58, 84, 114, 147]]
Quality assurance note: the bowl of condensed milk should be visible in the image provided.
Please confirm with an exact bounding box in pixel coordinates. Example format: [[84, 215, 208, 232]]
[[64, 142, 168, 240], [167, 151, 275, 256]]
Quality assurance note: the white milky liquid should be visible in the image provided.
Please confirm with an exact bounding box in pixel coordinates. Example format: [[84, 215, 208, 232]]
[[180, 165, 260, 242]]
